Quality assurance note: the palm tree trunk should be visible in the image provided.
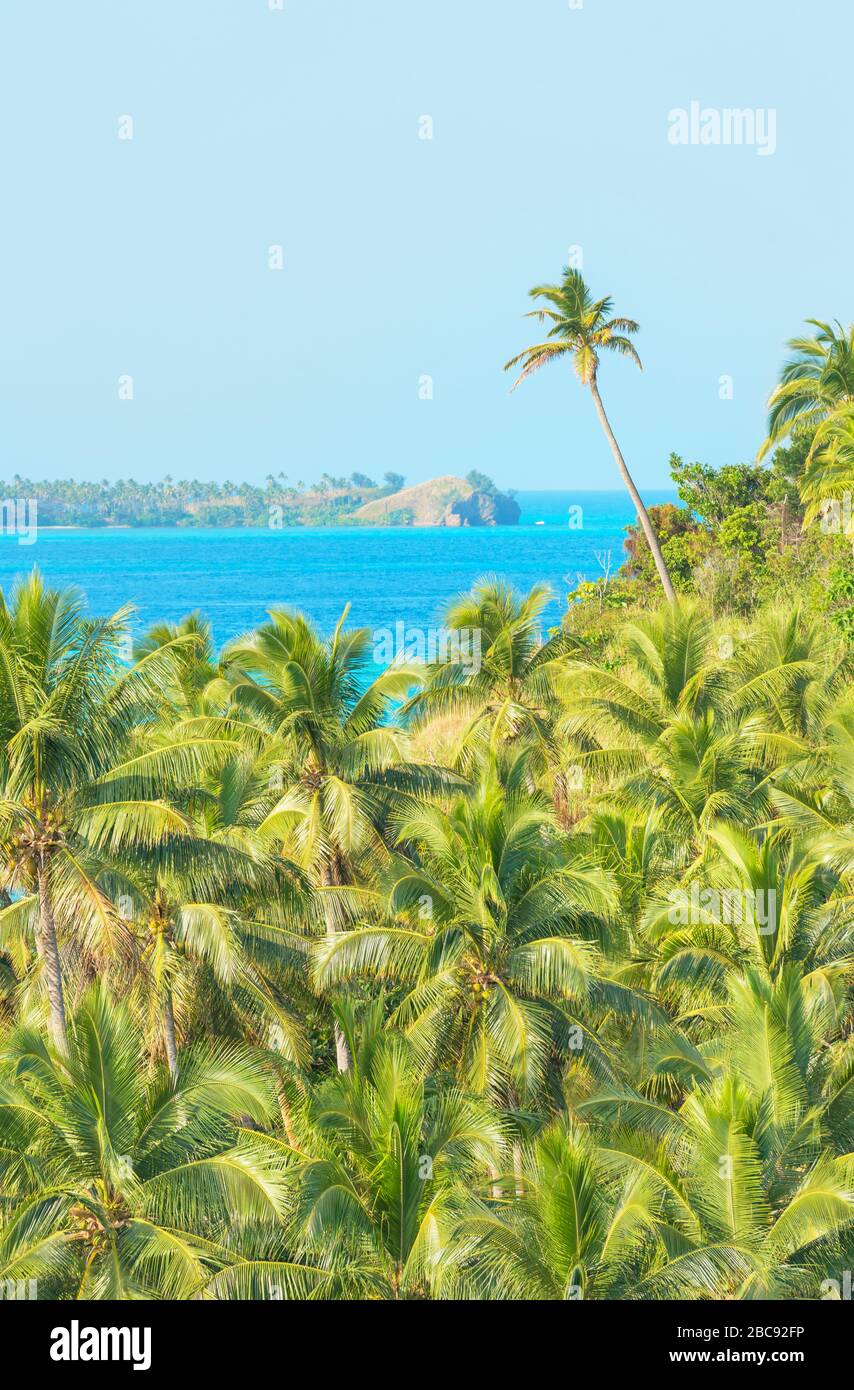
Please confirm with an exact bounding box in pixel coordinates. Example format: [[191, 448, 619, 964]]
[[512, 1140, 525, 1197], [276, 1082, 300, 1148], [163, 990, 178, 1078], [321, 860, 352, 1073], [35, 860, 67, 1052], [588, 376, 676, 602], [333, 1020, 352, 1073]]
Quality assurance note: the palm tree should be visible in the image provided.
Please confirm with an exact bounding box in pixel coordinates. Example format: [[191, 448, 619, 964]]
[[106, 838, 310, 1077], [578, 965, 854, 1298], [243, 1013, 503, 1299], [504, 266, 675, 601], [90, 706, 317, 1074], [403, 578, 583, 775], [223, 607, 455, 1071], [455, 1118, 722, 1299], [0, 989, 291, 1299], [0, 577, 147, 1050], [798, 405, 854, 534], [133, 612, 229, 718], [557, 603, 776, 848], [0, 574, 248, 1051], [312, 762, 643, 1103], [557, 601, 724, 746], [758, 319, 854, 460], [640, 823, 839, 1018]]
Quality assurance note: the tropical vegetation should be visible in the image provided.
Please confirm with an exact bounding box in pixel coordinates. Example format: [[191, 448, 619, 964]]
[[2, 307, 854, 1301], [0, 473, 409, 529], [0, 470, 516, 531]]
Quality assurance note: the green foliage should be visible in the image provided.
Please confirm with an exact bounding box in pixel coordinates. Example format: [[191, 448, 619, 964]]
[[765, 430, 813, 510], [465, 470, 497, 495], [826, 561, 854, 639], [670, 454, 769, 526], [717, 502, 768, 560], [0, 476, 391, 529], [0, 570, 853, 1300], [3, 310, 854, 1300], [622, 503, 711, 591], [611, 425, 846, 614]]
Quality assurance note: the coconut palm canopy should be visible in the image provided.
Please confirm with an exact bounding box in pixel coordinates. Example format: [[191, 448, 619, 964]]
[[1, 532, 853, 1306]]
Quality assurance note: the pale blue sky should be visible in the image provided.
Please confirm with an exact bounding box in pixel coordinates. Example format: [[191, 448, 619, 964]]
[[0, 0, 849, 490]]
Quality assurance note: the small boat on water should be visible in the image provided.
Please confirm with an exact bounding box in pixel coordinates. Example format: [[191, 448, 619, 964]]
[[535, 520, 545, 526]]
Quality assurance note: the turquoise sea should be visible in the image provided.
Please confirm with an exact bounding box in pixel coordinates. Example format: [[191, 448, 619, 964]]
[[0, 491, 676, 645]]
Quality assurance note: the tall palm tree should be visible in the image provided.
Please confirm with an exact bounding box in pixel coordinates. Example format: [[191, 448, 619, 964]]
[[504, 266, 675, 601], [758, 319, 854, 460]]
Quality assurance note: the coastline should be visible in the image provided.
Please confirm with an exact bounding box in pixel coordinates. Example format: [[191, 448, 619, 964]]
[[0, 495, 658, 645], [25, 489, 676, 533]]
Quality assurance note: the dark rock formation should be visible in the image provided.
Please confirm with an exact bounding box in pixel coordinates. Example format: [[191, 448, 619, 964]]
[[442, 490, 521, 527]]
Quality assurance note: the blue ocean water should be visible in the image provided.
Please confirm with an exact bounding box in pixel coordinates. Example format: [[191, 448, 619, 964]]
[[0, 491, 675, 646]]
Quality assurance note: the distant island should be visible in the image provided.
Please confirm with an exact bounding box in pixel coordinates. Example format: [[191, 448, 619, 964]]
[[0, 469, 520, 529], [352, 474, 520, 527]]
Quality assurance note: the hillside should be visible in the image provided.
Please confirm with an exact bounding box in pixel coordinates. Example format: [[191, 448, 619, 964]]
[[353, 475, 520, 526], [353, 475, 471, 525]]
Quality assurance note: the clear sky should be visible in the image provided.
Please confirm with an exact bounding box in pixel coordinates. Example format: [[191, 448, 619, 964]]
[[0, 0, 850, 490]]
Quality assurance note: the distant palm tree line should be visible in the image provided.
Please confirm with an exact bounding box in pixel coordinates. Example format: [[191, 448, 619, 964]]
[[0, 472, 407, 528]]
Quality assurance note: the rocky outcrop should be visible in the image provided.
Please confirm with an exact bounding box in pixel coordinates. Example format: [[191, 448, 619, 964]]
[[442, 490, 521, 527], [353, 475, 519, 527], [353, 475, 468, 525]]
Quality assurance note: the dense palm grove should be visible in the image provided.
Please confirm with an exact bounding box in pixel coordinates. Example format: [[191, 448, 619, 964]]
[[2, 311, 854, 1300], [0, 471, 410, 528]]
